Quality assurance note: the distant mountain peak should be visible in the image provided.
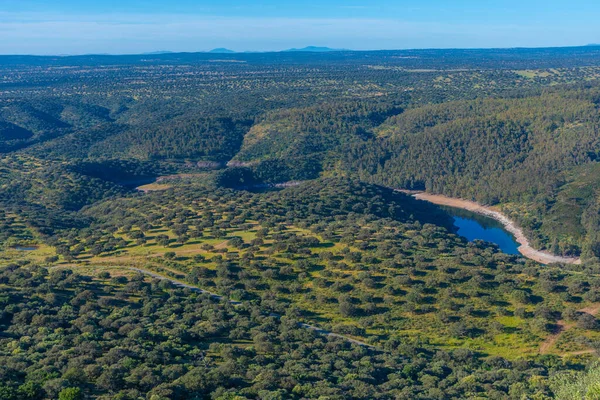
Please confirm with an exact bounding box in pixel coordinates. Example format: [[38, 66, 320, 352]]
[[284, 46, 347, 53], [209, 48, 236, 54]]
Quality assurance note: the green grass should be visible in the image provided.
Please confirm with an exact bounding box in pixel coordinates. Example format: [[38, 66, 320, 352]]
[[30, 178, 600, 361], [61, 218, 569, 359]]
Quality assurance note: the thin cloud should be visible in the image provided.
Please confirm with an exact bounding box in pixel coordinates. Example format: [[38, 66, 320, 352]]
[[0, 11, 596, 54]]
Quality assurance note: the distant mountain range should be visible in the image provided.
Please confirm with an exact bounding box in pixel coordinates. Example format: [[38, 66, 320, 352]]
[[12, 44, 600, 59]]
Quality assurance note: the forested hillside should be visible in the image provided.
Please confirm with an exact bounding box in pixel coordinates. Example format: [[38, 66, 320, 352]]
[[225, 85, 600, 258], [4, 179, 600, 398], [233, 101, 401, 163], [90, 116, 253, 161], [4, 48, 600, 398], [46, 179, 600, 362], [0, 263, 580, 400], [343, 87, 600, 256]]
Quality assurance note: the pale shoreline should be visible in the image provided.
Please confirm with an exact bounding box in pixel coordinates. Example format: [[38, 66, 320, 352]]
[[399, 190, 582, 265]]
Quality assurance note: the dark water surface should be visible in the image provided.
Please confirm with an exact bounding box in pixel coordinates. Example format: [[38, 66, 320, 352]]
[[441, 206, 520, 255], [14, 246, 38, 251]]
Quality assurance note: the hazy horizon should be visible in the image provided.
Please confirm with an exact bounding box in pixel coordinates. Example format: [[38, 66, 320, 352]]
[[2, 0, 599, 55], [2, 44, 600, 58]]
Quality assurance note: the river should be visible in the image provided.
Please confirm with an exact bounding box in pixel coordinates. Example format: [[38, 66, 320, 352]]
[[441, 206, 520, 255], [405, 191, 581, 265]]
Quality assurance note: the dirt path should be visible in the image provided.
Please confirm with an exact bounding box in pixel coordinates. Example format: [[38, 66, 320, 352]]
[[539, 303, 600, 354], [539, 320, 572, 354], [399, 191, 581, 265], [120, 267, 377, 349]]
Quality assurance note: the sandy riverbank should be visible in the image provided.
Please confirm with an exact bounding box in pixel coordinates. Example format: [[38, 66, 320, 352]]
[[400, 191, 581, 265]]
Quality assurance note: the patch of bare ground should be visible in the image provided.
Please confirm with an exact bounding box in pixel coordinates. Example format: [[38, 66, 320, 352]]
[[540, 321, 572, 354], [539, 303, 600, 355]]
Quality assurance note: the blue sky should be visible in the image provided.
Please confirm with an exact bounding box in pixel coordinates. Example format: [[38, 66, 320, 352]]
[[1, 0, 599, 54]]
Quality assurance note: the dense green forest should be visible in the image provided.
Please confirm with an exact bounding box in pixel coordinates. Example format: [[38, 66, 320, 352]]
[[0, 263, 585, 400], [343, 87, 600, 257], [71, 179, 600, 358], [4, 48, 600, 397], [226, 84, 600, 257]]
